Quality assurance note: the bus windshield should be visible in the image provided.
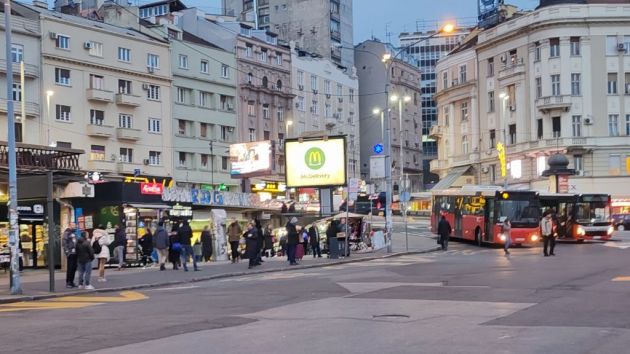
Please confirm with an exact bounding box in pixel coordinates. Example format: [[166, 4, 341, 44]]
[[575, 202, 610, 223], [498, 199, 541, 227]]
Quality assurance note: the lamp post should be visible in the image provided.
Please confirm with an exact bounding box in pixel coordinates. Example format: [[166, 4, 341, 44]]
[[499, 92, 509, 189], [372, 108, 384, 142], [390, 94, 411, 193], [285, 120, 293, 200], [285, 119, 293, 138]]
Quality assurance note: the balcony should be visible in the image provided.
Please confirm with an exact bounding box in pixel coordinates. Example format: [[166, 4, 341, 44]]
[[117, 162, 142, 174], [115, 93, 142, 107], [0, 99, 39, 118], [498, 58, 525, 80], [116, 127, 141, 141], [330, 30, 341, 41], [0, 60, 39, 78], [86, 88, 113, 102], [86, 124, 114, 138], [87, 159, 115, 172], [325, 117, 337, 128], [429, 125, 444, 139], [535, 95, 571, 113], [430, 159, 449, 172]]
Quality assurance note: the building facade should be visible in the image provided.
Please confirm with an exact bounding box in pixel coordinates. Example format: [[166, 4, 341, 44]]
[[290, 44, 359, 178], [355, 40, 424, 192], [222, 0, 354, 70], [432, 0, 630, 199]]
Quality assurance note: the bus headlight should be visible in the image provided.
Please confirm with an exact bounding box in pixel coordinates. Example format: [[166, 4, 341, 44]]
[[499, 233, 506, 241], [577, 226, 586, 236], [607, 226, 614, 235], [531, 234, 539, 242]]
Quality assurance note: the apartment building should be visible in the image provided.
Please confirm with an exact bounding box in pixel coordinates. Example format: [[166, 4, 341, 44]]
[[355, 40, 424, 192], [16, 2, 173, 176], [222, 0, 354, 70], [290, 44, 359, 178], [432, 0, 630, 198]]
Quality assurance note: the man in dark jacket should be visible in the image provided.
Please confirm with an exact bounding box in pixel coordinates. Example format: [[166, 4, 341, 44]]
[[62, 225, 78, 288], [113, 225, 127, 270], [200, 226, 213, 262], [286, 217, 299, 265], [309, 225, 321, 258], [152, 222, 169, 271], [177, 220, 198, 272], [254, 219, 264, 265], [437, 215, 452, 251], [76, 233, 95, 289], [244, 222, 259, 269]]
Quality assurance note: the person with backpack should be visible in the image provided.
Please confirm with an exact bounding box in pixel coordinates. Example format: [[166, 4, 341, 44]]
[[76, 232, 95, 290], [92, 225, 110, 282]]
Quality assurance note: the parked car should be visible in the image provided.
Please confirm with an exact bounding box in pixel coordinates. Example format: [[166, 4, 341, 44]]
[[612, 214, 630, 231]]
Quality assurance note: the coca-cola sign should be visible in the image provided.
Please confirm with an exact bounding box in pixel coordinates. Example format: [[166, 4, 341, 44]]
[[140, 182, 164, 195]]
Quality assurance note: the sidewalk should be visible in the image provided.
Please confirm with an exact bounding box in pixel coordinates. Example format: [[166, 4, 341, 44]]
[[0, 232, 438, 303]]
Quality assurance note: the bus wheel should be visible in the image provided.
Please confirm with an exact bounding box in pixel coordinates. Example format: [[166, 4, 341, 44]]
[[475, 228, 482, 246]]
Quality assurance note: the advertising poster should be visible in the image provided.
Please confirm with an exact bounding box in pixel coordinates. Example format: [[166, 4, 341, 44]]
[[285, 136, 347, 188], [229, 141, 272, 178]]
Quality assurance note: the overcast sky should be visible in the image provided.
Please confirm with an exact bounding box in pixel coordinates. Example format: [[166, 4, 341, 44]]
[[147, 0, 539, 44]]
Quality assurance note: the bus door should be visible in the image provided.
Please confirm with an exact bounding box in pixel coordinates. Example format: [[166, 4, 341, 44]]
[[454, 196, 464, 237], [484, 197, 495, 242]]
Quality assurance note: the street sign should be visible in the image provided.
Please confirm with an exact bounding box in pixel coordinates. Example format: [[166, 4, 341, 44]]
[[373, 143, 384, 154], [370, 155, 386, 179], [400, 191, 411, 202]]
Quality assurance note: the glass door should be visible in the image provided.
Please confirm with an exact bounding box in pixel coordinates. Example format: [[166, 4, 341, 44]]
[[484, 198, 495, 242]]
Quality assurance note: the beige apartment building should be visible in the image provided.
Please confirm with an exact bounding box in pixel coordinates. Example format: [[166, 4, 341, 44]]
[[16, 2, 173, 177], [432, 1, 630, 198]]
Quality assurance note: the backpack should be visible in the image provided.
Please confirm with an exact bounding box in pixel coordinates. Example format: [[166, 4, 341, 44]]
[[92, 239, 102, 255]]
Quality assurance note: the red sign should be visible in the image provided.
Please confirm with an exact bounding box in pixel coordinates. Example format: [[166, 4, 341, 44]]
[[141, 182, 164, 195]]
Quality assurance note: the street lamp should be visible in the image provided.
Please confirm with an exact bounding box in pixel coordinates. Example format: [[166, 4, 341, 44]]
[[286, 119, 293, 138], [373, 107, 384, 141], [499, 93, 509, 189], [390, 94, 412, 194]]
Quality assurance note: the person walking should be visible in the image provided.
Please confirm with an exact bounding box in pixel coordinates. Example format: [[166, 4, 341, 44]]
[[152, 221, 169, 271], [169, 223, 182, 270], [437, 215, 452, 251], [62, 225, 78, 288], [286, 217, 299, 265], [244, 222, 259, 269], [76, 232, 95, 290], [113, 225, 127, 271], [263, 224, 274, 258], [502, 217, 512, 255], [541, 211, 555, 256], [200, 225, 213, 262], [309, 224, 322, 258], [227, 221, 242, 263], [138, 228, 153, 267], [178, 220, 198, 272], [92, 225, 110, 282], [254, 219, 264, 265]]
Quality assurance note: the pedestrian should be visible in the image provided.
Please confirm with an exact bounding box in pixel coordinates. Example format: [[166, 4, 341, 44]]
[[244, 222, 258, 269], [62, 224, 78, 288], [263, 224, 274, 257], [279, 232, 288, 257], [76, 232, 95, 290], [227, 221, 242, 263], [286, 217, 299, 265], [193, 241, 203, 263], [437, 215, 452, 251], [502, 217, 512, 255], [92, 225, 110, 282], [300, 227, 309, 258], [325, 220, 338, 257], [281, 202, 288, 214], [169, 223, 181, 270], [254, 219, 264, 265], [541, 211, 555, 256], [113, 225, 127, 271], [178, 220, 198, 272], [309, 224, 322, 258], [138, 228, 153, 267], [152, 221, 169, 271], [200, 225, 213, 262]]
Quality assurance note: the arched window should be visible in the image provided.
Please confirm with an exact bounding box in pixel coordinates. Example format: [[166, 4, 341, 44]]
[[247, 72, 253, 84], [276, 80, 282, 90], [262, 76, 268, 88]]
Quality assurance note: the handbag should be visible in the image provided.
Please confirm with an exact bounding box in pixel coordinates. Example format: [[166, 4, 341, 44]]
[[171, 242, 182, 252]]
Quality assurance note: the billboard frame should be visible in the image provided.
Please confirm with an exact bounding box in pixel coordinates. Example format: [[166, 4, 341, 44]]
[[229, 140, 273, 179], [284, 135, 347, 188]]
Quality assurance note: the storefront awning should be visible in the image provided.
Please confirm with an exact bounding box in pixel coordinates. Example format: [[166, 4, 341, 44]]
[[431, 166, 472, 191], [128, 203, 170, 209]]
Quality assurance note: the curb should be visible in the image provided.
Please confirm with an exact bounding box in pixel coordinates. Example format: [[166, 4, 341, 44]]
[[0, 246, 441, 305]]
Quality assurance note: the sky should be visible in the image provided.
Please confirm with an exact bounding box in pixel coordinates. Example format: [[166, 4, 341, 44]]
[[149, 0, 539, 44]]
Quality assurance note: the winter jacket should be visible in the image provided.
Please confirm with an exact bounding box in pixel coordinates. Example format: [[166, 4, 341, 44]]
[[228, 222, 242, 242], [76, 238, 95, 264], [286, 222, 299, 245], [540, 216, 553, 236], [309, 226, 319, 245], [153, 227, 169, 250], [92, 228, 111, 260], [264, 229, 274, 250], [244, 228, 258, 258], [178, 224, 193, 245], [114, 229, 127, 248], [62, 228, 77, 256], [437, 218, 452, 238]]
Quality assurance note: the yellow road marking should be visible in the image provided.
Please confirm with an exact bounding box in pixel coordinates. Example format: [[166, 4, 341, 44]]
[[612, 276, 630, 282], [50, 291, 147, 303], [0, 291, 147, 313]]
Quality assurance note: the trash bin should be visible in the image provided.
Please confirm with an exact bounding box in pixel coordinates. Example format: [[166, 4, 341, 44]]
[[328, 236, 339, 259]]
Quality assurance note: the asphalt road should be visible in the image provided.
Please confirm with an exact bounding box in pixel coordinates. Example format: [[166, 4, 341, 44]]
[[3, 230, 630, 354]]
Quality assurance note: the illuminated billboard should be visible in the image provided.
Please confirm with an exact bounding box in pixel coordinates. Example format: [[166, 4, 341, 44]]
[[229, 140, 273, 178], [285, 136, 347, 188]]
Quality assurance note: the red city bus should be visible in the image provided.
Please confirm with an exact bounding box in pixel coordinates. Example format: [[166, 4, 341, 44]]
[[431, 186, 541, 246], [539, 193, 614, 241]]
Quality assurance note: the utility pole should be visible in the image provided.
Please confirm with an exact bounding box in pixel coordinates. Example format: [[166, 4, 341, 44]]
[[5, 0, 22, 294]]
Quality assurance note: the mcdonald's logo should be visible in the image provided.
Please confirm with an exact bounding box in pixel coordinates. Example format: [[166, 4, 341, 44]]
[[304, 147, 326, 170]]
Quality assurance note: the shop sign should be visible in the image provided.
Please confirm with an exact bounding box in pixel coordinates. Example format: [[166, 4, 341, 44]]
[[162, 187, 192, 203], [141, 182, 164, 195], [192, 189, 263, 208], [124, 175, 174, 188], [251, 182, 286, 193], [17, 204, 44, 215], [285, 136, 347, 188]]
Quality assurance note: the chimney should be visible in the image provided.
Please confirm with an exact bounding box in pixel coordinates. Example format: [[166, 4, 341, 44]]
[[33, 0, 49, 9], [97, 1, 138, 28]]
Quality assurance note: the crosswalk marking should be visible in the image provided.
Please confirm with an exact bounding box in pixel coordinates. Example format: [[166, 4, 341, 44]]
[[612, 276, 630, 282]]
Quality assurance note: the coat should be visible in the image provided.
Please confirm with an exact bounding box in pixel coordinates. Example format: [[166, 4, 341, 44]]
[[92, 228, 111, 260], [540, 216, 553, 237], [263, 229, 274, 250], [243, 229, 258, 258], [286, 222, 299, 245], [153, 227, 169, 250], [309, 226, 319, 246], [139, 231, 153, 254], [200, 230, 213, 256], [178, 224, 193, 246], [114, 228, 127, 248], [227, 222, 242, 242], [76, 238, 95, 264], [62, 228, 77, 256], [437, 218, 452, 239]]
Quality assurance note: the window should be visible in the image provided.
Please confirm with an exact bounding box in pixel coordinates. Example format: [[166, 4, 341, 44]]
[[337, 84, 343, 96], [551, 74, 560, 96], [247, 101, 256, 116], [349, 89, 354, 103], [277, 108, 284, 122], [571, 73, 581, 96], [325, 104, 331, 117], [249, 128, 256, 142], [444, 106, 450, 125], [247, 72, 253, 84], [510, 160, 522, 179], [176, 87, 186, 104], [148, 118, 161, 133], [178, 152, 188, 167], [149, 151, 161, 166], [221, 126, 230, 141], [56, 105, 70, 122], [552, 116, 561, 137], [570, 37, 580, 56], [55, 68, 71, 85], [609, 114, 619, 136], [549, 38, 560, 58], [200, 60, 209, 74], [11, 83, 21, 102], [90, 109, 104, 125], [487, 58, 494, 77], [200, 123, 208, 138], [147, 85, 160, 100], [625, 36, 630, 54], [221, 156, 229, 171], [245, 44, 253, 57], [276, 80, 282, 90], [201, 154, 209, 169], [177, 120, 187, 136], [459, 65, 467, 83], [118, 79, 132, 94], [119, 114, 132, 129], [178, 54, 189, 69], [258, 50, 268, 63], [88, 41, 103, 57], [486, 91, 494, 113], [147, 54, 160, 69], [626, 115, 630, 135], [537, 156, 546, 176], [118, 47, 130, 62], [221, 65, 229, 78], [489, 129, 496, 149], [490, 164, 496, 183], [56, 35, 69, 49], [462, 136, 469, 154], [311, 75, 318, 91], [460, 102, 468, 121], [607, 36, 619, 55], [220, 95, 233, 111], [297, 96, 305, 111], [262, 76, 268, 88], [324, 80, 331, 94], [625, 73, 630, 94], [609, 154, 621, 176], [572, 115, 582, 137], [57, 142, 72, 149], [509, 124, 516, 145], [608, 73, 618, 94], [311, 100, 319, 115], [537, 119, 543, 139], [534, 42, 541, 62], [535, 77, 542, 98], [442, 71, 448, 89], [276, 52, 283, 66], [574, 155, 583, 173], [199, 91, 211, 108], [90, 145, 105, 161], [11, 44, 23, 63], [119, 148, 133, 163], [297, 71, 304, 86], [278, 133, 284, 147], [89, 74, 104, 90], [262, 104, 270, 119]]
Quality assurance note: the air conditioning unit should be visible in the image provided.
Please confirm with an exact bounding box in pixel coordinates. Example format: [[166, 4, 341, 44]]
[[143, 159, 150, 165], [326, 94, 331, 99], [618, 43, 626, 51], [481, 166, 489, 174], [84, 41, 93, 49], [298, 84, 304, 91], [509, 105, 516, 111], [49, 32, 58, 39], [147, 66, 155, 73], [338, 97, 344, 103], [142, 83, 150, 90], [500, 54, 507, 63], [584, 117, 593, 125]]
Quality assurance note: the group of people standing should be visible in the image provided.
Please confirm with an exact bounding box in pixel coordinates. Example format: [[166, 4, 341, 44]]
[[152, 221, 214, 272]]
